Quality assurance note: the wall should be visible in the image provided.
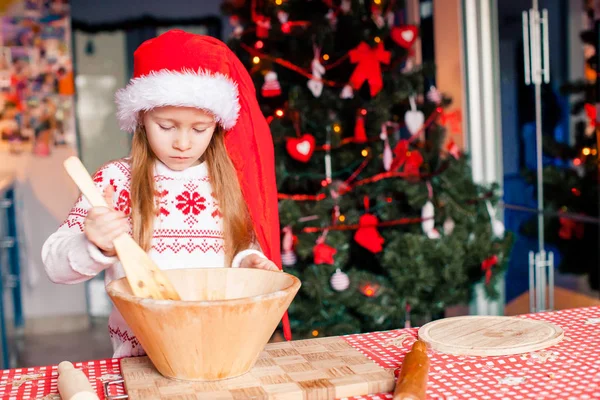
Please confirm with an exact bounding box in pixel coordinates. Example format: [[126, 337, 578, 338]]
[[433, 0, 465, 149]]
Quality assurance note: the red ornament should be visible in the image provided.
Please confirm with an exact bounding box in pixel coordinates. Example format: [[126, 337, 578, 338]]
[[286, 134, 316, 163], [354, 213, 385, 253], [348, 42, 391, 97], [256, 15, 271, 38], [354, 114, 367, 143], [261, 71, 281, 97], [559, 214, 584, 240], [313, 242, 337, 265], [481, 255, 498, 285], [446, 139, 461, 159], [391, 140, 423, 176], [391, 25, 418, 48]]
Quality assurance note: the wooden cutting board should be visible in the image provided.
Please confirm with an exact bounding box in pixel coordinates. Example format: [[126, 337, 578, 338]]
[[120, 336, 395, 399], [418, 316, 564, 356]]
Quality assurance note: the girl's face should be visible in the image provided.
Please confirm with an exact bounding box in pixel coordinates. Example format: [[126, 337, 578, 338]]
[[143, 106, 217, 171]]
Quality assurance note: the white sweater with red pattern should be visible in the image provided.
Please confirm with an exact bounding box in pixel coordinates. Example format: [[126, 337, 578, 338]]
[[42, 158, 263, 357]]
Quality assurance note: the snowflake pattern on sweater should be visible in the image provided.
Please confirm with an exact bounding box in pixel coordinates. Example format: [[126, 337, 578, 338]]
[[44, 158, 263, 358], [62, 159, 225, 257]]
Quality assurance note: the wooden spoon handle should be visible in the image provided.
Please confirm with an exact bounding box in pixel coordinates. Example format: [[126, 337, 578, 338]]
[[393, 340, 429, 400], [63, 157, 109, 208]]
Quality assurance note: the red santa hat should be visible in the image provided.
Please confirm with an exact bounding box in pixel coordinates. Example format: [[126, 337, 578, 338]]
[[115, 30, 292, 340]]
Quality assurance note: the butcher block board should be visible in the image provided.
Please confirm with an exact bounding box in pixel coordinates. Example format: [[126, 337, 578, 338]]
[[418, 316, 564, 356], [120, 336, 395, 399]]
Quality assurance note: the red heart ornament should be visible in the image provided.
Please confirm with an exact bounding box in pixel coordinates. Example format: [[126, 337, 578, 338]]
[[391, 25, 418, 49], [286, 134, 316, 163]]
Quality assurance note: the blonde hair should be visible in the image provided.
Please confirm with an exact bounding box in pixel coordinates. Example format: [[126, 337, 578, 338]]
[[129, 124, 254, 266]]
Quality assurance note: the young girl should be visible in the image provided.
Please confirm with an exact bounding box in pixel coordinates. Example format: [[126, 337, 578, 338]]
[[42, 30, 291, 357]]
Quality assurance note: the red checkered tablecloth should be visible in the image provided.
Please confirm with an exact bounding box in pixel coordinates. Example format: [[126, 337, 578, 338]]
[[2, 306, 599, 399]]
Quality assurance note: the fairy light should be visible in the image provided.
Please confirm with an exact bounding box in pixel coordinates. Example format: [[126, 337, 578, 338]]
[[312, 330, 319, 337], [252, 56, 260, 64], [571, 188, 581, 196], [321, 179, 328, 187], [374, 36, 381, 43], [386, 197, 392, 203], [275, 109, 284, 117], [360, 108, 367, 116], [373, 0, 381, 4], [361, 149, 369, 157], [275, 0, 283, 4], [323, 54, 330, 61], [339, 215, 346, 222], [573, 158, 582, 166], [593, 149, 598, 156], [333, 123, 342, 133], [583, 147, 591, 156], [255, 40, 264, 49]]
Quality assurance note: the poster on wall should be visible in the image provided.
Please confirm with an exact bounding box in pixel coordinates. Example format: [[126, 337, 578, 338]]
[[0, 0, 75, 156]]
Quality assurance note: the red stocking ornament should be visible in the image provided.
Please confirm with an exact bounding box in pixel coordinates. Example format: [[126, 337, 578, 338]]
[[354, 199, 384, 253], [354, 114, 367, 143]]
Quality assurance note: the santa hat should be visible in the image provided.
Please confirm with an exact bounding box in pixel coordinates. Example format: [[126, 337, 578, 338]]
[[115, 30, 292, 340]]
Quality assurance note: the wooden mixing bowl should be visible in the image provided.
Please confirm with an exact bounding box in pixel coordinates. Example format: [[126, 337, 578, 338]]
[[106, 268, 301, 381]]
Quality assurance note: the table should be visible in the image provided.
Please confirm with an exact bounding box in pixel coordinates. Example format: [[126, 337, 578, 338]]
[[1, 306, 599, 399]]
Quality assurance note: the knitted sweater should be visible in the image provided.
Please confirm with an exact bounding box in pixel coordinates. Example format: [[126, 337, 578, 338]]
[[42, 158, 263, 357]]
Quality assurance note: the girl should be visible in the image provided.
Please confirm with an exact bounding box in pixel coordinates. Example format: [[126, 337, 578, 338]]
[[42, 30, 291, 357]]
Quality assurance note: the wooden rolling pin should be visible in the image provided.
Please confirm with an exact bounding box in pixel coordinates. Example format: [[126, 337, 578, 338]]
[[57, 361, 100, 400], [393, 340, 430, 400]]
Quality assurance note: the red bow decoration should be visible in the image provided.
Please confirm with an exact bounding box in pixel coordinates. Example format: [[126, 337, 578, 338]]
[[481, 255, 498, 285], [354, 213, 385, 253], [390, 139, 423, 175], [348, 42, 391, 97], [559, 215, 584, 240], [439, 109, 462, 135], [585, 103, 597, 127], [313, 242, 337, 265]]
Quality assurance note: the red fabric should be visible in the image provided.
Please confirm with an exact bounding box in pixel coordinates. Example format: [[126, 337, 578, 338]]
[[348, 42, 391, 97], [354, 213, 385, 253], [130, 30, 291, 339]]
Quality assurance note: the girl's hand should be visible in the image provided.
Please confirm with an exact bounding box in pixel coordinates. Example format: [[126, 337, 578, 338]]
[[239, 254, 279, 271], [84, 185, 130, 257]]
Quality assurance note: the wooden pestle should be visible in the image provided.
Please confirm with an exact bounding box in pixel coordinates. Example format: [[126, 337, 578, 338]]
[[57, 361, 100, 400], [393, 340, 430, 400], [63, 156, 180, 300]]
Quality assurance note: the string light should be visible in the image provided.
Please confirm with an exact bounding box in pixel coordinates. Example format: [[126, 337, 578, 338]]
[[323, 54, 330, 61], [275, 0, 283, 4], [583, 147, 591, 156], [339, 215, 346, 222], [373, 0, 381, 4], [571, 188, 581, 196], [360, 283, 379, 297], [333, 123, 342, 133], [321, 179, 328, 187], [573, 158, 582, 166], [275, 109, 284, 117], [360, 108, 367, 116], [374, 36, 381, 43], [593, 149, 598, 156], [252, 56, 260, 64], [255, 40, 264, 49], [361, 149, 369, 157], [386, 197, 393, 203], [312, 330, 319, 337]]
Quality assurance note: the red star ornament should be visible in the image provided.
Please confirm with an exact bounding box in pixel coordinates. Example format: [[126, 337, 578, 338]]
[[313, 242, 337, 265]]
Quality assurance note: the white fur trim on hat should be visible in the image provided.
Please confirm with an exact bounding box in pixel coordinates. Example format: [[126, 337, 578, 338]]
[[115, 68, 240, 132]]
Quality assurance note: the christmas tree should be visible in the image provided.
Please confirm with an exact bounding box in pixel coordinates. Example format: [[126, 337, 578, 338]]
[[521, 1, 599, 291], [222, 0, 513, 338]]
